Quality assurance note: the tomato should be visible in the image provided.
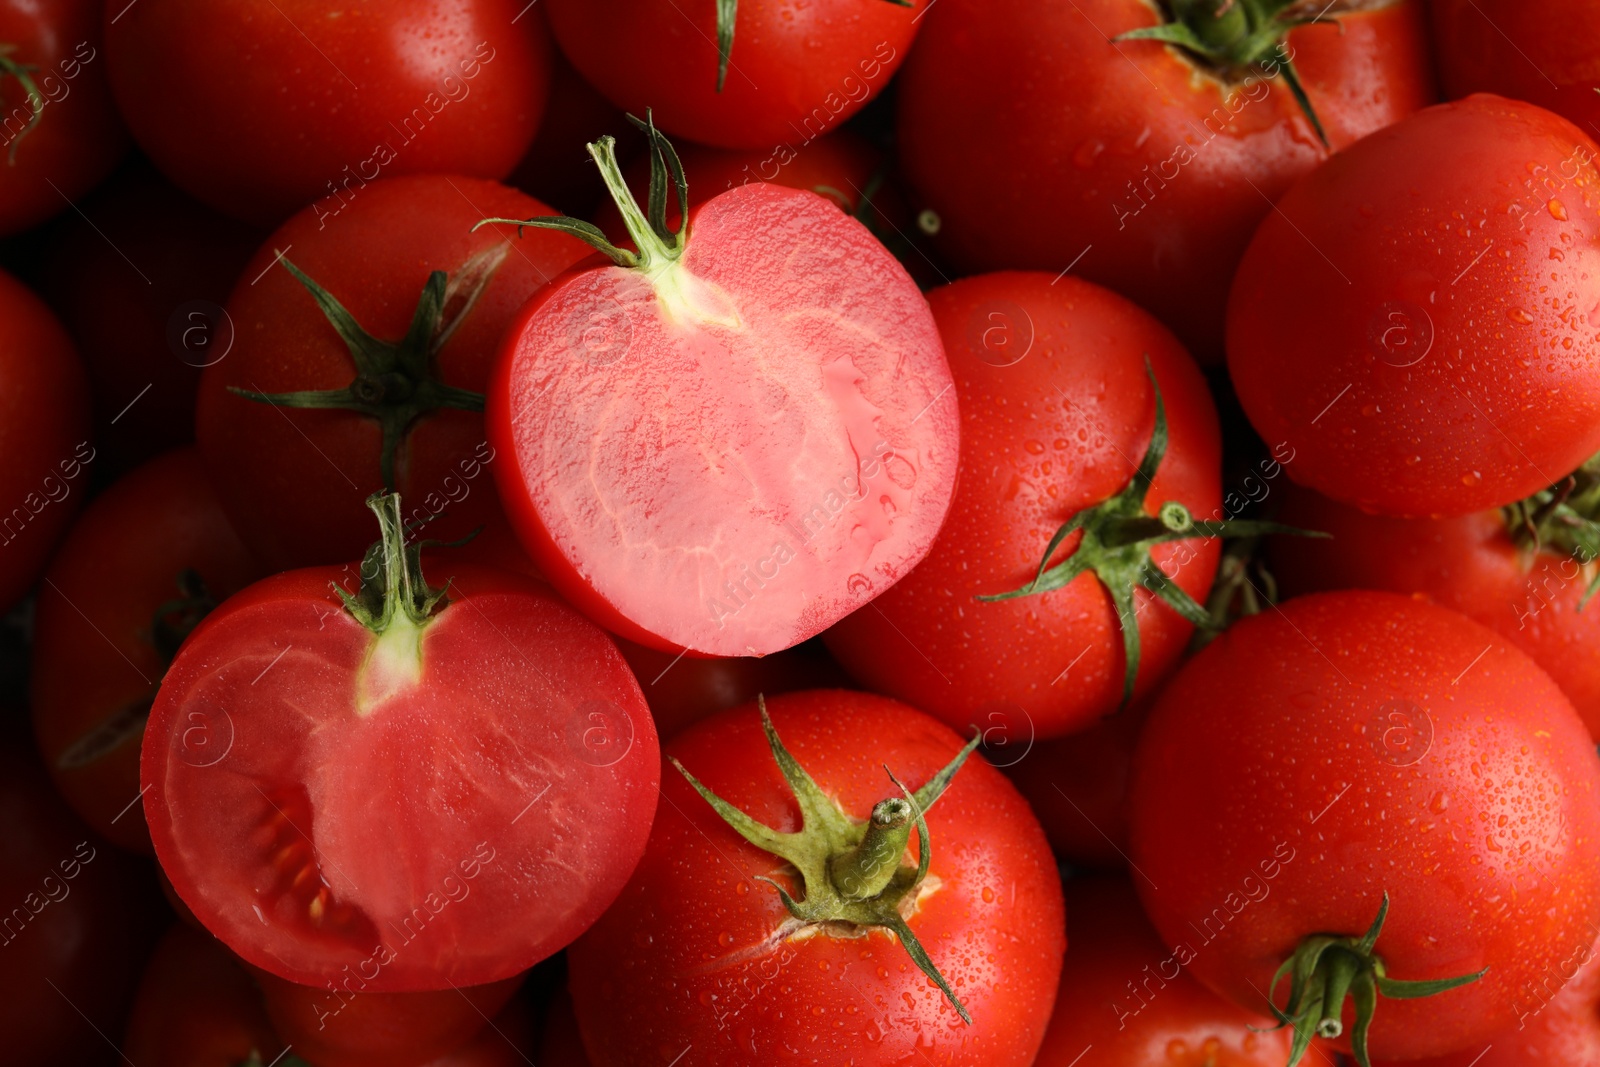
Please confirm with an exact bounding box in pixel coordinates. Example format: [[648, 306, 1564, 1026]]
[[896, 0, 1433, 360], [1432, 1, 1600, 134], [1001, 699, 1146, 870], [1228, 94, 1600, 518], [1, 746, 159, 1067], [1128, 590, 1600, 1063], [1268, 481, 1600, 741], [253, 966, 522, 1067], [489, 128, 958, 657], [0, 0, 126, 237], [40, 160, 264, 475], [142, 494, 660, 991], [1373, 931, 1600, 1067], [0, 266, 92, 613], [823, 272, 1224, 739], [1035, 877, 1293, 1066], [123, 923, 287, 1067], [567, 689, 1065, 1067], [545, 0, 922, 150], [425, 999, 538, 1067], [31, 448, 265, 853], [105, 0, 553, 226], [196, 174, 587, 570]]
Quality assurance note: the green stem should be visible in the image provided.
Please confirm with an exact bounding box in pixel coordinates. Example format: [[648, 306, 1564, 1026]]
[[336, 492, 450, 636], [0, 44, 43, 164], [830, 798, 914, 900]]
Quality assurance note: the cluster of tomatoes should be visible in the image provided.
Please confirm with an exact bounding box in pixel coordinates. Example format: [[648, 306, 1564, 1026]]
[[3, 1, 1600, 1065]]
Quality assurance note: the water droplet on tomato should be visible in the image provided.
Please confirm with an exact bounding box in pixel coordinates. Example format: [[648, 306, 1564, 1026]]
[[1072, 139, 1105, 168], [1429, 792, 1450, 813], [1549, 199, 1569, 220], [1509, 307, 1534, 325]]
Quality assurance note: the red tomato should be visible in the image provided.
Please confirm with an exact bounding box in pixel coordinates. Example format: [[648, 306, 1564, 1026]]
[[142, 497, 660, 991], [39, 160, 264, 475], [567, 690, 1065, 1067], [1228, 95, 1600, 518], [1035, 877, 1293, 1067], [196, 174, 587, 570], [896, 0, 1433, 359], [1268, 482, 1600, 741], [0, 0, 127, 236], [0, 746, 158, 1067], [545, 0, 922, 150], [123, 923, 287, 1067], [490, 138, 958, 657], [1129, 591, 1600, 1062], [425, 999, 538, 1067], [1373, 930, 1600, 1066], [0, 267, 92, 613], [31, 448, 265, 853], [105, 0, 553, 226], [1001, 699, 1146, 870], [254, 966, 522, 1067], [823, 272, 1222, 739], [1432, 1, 1600, 134]]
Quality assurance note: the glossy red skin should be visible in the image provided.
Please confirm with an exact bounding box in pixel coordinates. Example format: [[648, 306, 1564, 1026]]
[[823, 272, 1221, 740], [1269, 482, 1600, 741], [1129, 591, 1600, 1061], [105, 0, 552, 226], [0, 0, 127, 236], [31, 448, 265, 853], [40, 161, 264, 474], [491, 182, 959, 657], [1374, 929, 1600, 1066], [1228, 95, 1600, 518], [1036, 878, 1293, 1067], [0, 747, 157, 1067], [567, 690, 1066, 1067], [123, 924, 287, 1067], [196, 175, 587, 570], [0, 267, 92, 613], [896, 0, 1434, 361], [255, 967, 522, 1067], [1001, 700, 1146, 870], [1432, 0, 1600, 136], [142, 562, 661, 991], [545, 0, 922, 150]]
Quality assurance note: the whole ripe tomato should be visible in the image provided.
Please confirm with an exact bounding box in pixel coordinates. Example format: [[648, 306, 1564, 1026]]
[[567, 690, 1065, 1067], [823, 271, 1225, 740], [1035, 877, 1293, 1067], [0, 266, 92, 613], [1372, 930, 1600, 1067], [105, 0, 553, 226], [1129, 590, 1600, 1063], [489, 128, 958, 657], [545, 0, 922, 150], [142, 494, 660, 991], [123, 923, 287, 1067], [896, 0, 1434, 360], [1227, 94, 1600, 518], [0, 0, 126, 237], [40, 160, 264, 475], [196, 174, 586, 570], [0, 746, 159, 1067], [253, 966, 522, 1067], [31, 448, 264, 853], [1431, 0, 1600, 134], [1268, 481, 1600, 741]]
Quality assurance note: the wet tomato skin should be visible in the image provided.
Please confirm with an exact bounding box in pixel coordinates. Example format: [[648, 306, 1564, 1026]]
[[567, 689, 1065, 1067], [1431, 0, 1600, 134], [142, 563, 660, 992]]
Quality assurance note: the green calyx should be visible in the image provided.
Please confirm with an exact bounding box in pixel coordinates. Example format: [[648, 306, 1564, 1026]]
[[1116, 0, 1334, 148], [1268, 894, 1487, 1067], [0, 43, 43, 164], [228, 250, 501, 493], [673, 696, 980, 1024], [713, 0, 910, 92], [478, 112, 688, 274], [337, 492, 450, 636], [978, 358, 1324, 706], [1503, 452, 1600, 608], [150, 568, 221, 663]]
